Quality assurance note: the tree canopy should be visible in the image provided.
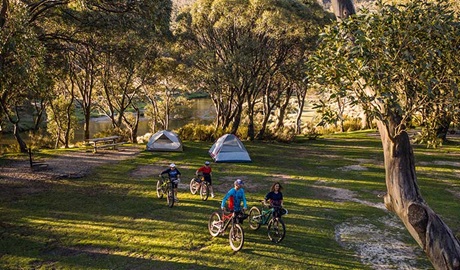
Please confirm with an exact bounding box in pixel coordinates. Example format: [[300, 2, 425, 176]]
[[175, 0, 330, 139], [315, 0, 460, 268]]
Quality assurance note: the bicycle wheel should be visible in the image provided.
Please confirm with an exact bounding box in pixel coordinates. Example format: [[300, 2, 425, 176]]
[[190, 179, 199, 195], [229, 223, 244, 251], [208, 212, 222, 237], [267, 218, 285, 243], [156, 179, 164, 198], [248, 206, 261, 230], [200, 182, 209, 201], [166, 183, 174, 208]]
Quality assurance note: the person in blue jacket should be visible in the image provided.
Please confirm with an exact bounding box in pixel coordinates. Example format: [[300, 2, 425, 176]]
[[221, 179, 248, 222]]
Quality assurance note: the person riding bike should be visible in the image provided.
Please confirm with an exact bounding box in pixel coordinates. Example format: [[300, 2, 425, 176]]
[[160, 163, 181, 202], [196, 161, 215, 198], [221, 179, 248, 223], [264, 182, 284, 218]]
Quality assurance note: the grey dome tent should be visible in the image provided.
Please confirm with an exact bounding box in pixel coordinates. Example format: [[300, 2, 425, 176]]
[[209, 134, 251, 162], [146, 130, 183, 152]]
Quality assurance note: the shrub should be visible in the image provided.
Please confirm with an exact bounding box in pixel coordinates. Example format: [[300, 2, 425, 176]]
[[343, 116, 363, 132], [302, 122, 322, 140], [176, 123, 224, 142]]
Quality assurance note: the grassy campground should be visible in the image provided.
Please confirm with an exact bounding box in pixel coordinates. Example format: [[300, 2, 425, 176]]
[[1, 130, 460, 269]]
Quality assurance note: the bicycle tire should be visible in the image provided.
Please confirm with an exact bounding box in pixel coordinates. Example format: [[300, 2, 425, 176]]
[[167, 182, 174, 208], [190, 179, 199, 195], [267, 218, 285, 243], [248, 206, 261, 230], [229, 223, 244, 251], [156, 179, 164, 199], [200, 182, 209, 201], [208, 211, 222, 237]]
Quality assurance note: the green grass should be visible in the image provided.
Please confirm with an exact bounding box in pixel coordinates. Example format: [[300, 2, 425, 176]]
[[1, 130, 459, 269]]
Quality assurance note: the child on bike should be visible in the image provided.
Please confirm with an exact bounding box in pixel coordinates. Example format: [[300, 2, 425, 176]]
[[160, 163, 181, 202], [221, 179, 248, 222], [196, 161, 215, 198], [265, 182, 284, 218]]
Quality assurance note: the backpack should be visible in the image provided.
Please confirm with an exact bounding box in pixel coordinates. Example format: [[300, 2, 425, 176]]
[[227, 195, 234, 211]]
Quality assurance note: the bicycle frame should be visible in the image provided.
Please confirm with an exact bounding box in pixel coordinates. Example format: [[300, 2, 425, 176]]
[[208, 209, 245, 251], [190, 174, 210, 200], [220, 211, 235, 232], [248, 202, 287, 243], [158, 175, 176, 207], [252, 205, 274, 225], [160, 176, 171, 191]]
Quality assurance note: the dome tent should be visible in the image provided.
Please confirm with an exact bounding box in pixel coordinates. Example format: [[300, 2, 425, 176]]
[[209, 134, 251, 162], [146, 130, 183, 152]]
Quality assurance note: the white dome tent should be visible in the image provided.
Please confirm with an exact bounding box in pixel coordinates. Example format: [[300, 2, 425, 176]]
[[209, 134, 251, 163], [146, 130, 183, 152]]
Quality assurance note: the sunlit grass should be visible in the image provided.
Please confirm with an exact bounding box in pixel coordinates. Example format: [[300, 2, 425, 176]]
[[1, 130, 459, 269]]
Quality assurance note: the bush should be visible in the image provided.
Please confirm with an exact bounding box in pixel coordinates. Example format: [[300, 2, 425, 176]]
[[302, 122, 322, 140], [28, 129, 55, 149], [93, 127, 130, 143], [176, 123, 224, 142], [343, 116, 363, 132]]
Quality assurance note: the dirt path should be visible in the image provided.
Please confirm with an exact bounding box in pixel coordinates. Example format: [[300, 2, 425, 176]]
[[0, 146, 142, 183]]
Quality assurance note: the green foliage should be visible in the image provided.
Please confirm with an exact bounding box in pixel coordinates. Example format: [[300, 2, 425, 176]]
[[312, 0, 460, 145], [27, 129, 55, 149], [175, 0, 329, 138], [176, 123, 224, 141], [302, 121, 323, 140], [343, 116, 363, 132], [0, 2, 47, 121], [46, 95, 77, 148], [93, 127, 130, 142]]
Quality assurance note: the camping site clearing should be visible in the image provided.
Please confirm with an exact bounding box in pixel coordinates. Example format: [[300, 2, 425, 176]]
[[1, 130, 459, 269]]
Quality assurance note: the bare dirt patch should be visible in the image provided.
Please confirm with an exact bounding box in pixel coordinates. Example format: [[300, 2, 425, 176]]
[[313, 181, 427, 269], [335, 216, 427, 270], [0, 146, 142, 184]]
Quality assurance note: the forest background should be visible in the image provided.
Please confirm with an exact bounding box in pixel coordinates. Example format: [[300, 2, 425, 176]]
[[1, 0, 458, 154], [1, 0, 460, 268]]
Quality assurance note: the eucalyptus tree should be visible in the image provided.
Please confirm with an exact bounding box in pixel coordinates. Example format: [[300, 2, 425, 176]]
[[62, 1, 172, 141], [0, 1, 47, 152], [314, 0, 460, 268], [89, 1, 172, 142], [143, 54, 191, 132], [176, 0, 328, 139], [46, 78, 77, 148], [20, 0, 172, 142]]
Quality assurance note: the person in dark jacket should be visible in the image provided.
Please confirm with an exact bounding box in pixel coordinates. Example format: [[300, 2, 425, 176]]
[[160, 163, 181, 202]]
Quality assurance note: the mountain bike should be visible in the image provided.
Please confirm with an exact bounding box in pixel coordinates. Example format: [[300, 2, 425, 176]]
[[208, 209, 246, 251], [157, 175, 178, 208], [189, 173, 209, 201], [248, 200, 288, 243]]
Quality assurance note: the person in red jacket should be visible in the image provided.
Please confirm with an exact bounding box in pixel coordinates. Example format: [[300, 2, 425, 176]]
[[196, 161, 215, 198]]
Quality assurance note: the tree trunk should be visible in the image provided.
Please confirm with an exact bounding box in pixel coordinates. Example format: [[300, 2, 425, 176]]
[[13, 123, 28, 153], [230, 103, 243, 135], [83, 107, 91, 140], [275, 95, 290, 131], [247, 101, 255, 141], [377, 120, 460, 270]]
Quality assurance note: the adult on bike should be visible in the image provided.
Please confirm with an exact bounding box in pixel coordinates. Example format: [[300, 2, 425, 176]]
[[160, 163, 181, 202], [265, 182, 284, 218], [196, 161, 215, 198], [221, 179, 248, 222]]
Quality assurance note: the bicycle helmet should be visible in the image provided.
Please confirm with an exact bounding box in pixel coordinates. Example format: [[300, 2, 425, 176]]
[[170, 163, 176, 168], [234, 179, 244, 186], [205, 161, 210, 165]]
